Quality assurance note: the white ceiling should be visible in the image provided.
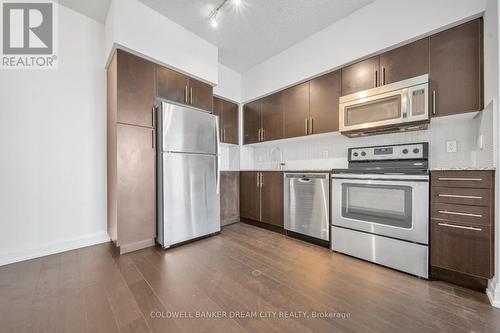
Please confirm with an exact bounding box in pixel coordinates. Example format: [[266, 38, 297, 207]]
[[139, 0, 375, 73], [58, 0, 111, 23]]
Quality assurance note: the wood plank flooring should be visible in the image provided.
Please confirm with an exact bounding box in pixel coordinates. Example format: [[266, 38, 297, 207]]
[[1, 222, 500, 333]]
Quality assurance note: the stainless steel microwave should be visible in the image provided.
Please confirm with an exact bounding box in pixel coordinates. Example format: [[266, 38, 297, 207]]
[[339, 74, 429, 137]]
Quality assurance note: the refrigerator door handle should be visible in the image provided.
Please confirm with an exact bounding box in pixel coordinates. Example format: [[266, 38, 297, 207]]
[[215, 116, 221, 194]]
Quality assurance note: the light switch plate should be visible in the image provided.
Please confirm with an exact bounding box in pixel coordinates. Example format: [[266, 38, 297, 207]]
[[446, 140, 458, 153]]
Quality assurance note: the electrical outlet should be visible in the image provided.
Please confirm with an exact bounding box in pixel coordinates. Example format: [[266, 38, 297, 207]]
[[446, 140, 457, 153]]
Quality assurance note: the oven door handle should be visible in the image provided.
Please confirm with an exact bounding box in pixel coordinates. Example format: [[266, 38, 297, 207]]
[[331, 174, 429, 182]]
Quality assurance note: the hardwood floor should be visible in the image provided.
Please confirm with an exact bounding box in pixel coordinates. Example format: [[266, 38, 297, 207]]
[[1, 222, 500, 333]]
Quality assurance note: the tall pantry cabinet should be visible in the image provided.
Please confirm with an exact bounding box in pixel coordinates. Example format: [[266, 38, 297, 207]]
[[107, 49, 156, 254]]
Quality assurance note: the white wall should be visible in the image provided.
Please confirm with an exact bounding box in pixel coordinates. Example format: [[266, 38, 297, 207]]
[[484, 0, 500, 307], [0, 6, 108, 265], [105, 0, 218, 85], [214, 64, 242, 103], [241, 0, 486, 102]]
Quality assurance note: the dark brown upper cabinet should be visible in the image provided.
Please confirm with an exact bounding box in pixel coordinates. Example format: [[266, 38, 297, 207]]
[[429, 18, 483, 117], [157, 66, 214, 112], [379, 38, 429, 85], [116, 50, 156, 128], [309, 70, 341, 134], [261, 92, 284, 142], [190, 79, 213, 111], [157, 66, 190, 105], [283, 82, 310, 139], [243, 99, 262, 144], [341, 56, 380, 96], [213, 96, 239, 145]]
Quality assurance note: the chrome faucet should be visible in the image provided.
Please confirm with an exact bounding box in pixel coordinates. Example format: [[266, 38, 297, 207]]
[[270, 147, 285, 171]]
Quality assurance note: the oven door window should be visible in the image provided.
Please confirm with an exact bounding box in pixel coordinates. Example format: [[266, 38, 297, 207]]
[[342, 183, 412, 229]]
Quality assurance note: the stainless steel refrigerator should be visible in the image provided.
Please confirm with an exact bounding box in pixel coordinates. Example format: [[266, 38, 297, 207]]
[[157, 101, 221, 248]]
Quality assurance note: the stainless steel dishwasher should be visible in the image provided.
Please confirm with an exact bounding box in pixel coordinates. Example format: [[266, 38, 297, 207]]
[[284, 173, 330, 241]]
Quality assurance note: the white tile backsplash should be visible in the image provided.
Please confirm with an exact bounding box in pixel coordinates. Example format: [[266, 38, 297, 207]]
[[245, 111, 494, 171]]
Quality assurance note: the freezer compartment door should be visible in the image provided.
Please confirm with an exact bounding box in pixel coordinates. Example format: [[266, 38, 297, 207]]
[[160, 152, 220, 247], [160, 102, 217, 154]]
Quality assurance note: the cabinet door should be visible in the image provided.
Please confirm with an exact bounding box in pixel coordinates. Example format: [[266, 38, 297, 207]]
[[261, 172, 283, 227], [213, 96, 224, 140], [222, 99, 239, 144], [283, 82, 310, 139], [310, 70, 341, 134], [117, 124, 156, 246], [189, 78, 213, 111], [379, 38, 429, 85], [341, 56, 380, 96], [157, 66, 190, 104], [429, 19, 483, 117], [240, 172, 260, 221], [243, 100, 261, 144], [220, 172, 240, 226], [116, 50, 156, 128], [431, 220, 492, 278], [261, 92, 283, 142]]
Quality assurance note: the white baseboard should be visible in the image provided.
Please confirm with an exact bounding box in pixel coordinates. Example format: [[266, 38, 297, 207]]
[[0, 232, 110, 266], [487, 278, 500, 308]]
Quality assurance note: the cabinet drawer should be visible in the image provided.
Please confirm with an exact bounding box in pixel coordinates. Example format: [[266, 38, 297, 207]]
[[431, 203, 490, 226], [431, 187, 491, 207], [431, 171, 493, 188], [431, 220, 492, 278]]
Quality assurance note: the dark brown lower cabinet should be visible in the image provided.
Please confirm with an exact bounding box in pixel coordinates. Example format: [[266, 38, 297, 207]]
[[114, 124, 156, 253], [430, 170, 494, 290], [220, 172, 240, 226], [260, 172, 284, 227], [240, 172, 260, 221], [240, 171, 283, 228]]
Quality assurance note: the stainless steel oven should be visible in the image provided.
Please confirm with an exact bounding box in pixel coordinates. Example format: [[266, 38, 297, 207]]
[[331, 143, 429, 278]]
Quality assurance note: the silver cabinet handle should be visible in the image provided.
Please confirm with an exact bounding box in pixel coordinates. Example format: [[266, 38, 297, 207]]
[[438, 210, 482, 218], [305, 118, 309, 135], [256, 172, 259, 188], [185, 85, 188, 104], [432, 90, 436, 115], [260, 173, 264, 187], [151, 130, 155, 149], [438, 223, 482, 231], [257, 128, 261, 142], [262, 128, 265, 141], [310, 117, 314, 134], [152, 106, 156, 127], [438, 177, 483, 181], [382, 67, 386, 85], [374, 70, 378, 87], [190, 87, 193, 105], [223, 128, 226, 142], [438, 194, 483, 199]]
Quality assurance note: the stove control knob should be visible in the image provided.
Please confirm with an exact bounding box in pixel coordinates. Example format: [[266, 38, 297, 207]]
[[413, 148, 420, 154], [361, 151, 367, 157], [353, 152, 359, 157], [402, 149, 409, 154]]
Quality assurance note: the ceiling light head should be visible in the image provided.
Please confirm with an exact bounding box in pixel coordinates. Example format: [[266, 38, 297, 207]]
[[210, 14, 218, 28], [233, 0, 242, 6]]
